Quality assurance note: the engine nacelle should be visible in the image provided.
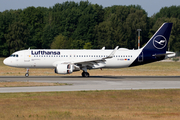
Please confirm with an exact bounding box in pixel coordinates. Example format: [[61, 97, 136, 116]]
[[55, 64, 73, 74]]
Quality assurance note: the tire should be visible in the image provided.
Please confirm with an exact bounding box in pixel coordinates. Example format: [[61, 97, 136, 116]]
[[84, 72, 89, 77], [82, 72, 85, 77], [25, 73, 29, 77]]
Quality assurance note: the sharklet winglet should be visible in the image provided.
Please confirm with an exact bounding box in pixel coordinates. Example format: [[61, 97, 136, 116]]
[[105, 46, 119, 59]]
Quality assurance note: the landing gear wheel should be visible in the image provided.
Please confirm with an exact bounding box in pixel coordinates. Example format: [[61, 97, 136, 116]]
[[82, 72, 89, 77], [84, 72, 89, 77], [25, 73, 29, 77], [82, 72, 85, 77]]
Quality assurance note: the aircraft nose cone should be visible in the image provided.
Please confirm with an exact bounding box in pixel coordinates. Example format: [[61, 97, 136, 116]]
[[3, 58, 17, 67], [3, 58, 12, 66], [3, 58, 8, 65]]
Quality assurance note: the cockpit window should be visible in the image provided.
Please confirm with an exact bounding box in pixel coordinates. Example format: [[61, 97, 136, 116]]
[[10, 54, 19, 57]]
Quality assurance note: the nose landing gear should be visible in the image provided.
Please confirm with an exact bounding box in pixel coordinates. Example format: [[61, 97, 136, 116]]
[[25, 68, 29, 77]]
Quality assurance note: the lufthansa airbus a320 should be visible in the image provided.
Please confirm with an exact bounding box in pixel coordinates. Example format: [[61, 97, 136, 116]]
[[3, 23, 175, 77]]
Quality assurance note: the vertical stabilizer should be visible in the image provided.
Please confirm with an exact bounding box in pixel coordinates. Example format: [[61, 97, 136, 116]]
[[130, 23, 173, 67], [142, 23, 173, 53]]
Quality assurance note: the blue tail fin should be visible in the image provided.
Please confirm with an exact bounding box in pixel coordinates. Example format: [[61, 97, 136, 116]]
[[130, 23, 173, 67], [143, 23, 173, 53]]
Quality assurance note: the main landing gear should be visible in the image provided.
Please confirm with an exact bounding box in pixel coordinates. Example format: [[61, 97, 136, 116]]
[[81, 67, 89, 77], [25, 68, 29, 77], [82, 72, 89, 77]]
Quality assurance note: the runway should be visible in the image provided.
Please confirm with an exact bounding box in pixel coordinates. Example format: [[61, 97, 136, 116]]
[[0, 76, 180, 93]]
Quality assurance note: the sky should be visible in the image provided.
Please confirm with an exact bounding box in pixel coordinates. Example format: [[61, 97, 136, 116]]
[[0, 0, 180, 17]]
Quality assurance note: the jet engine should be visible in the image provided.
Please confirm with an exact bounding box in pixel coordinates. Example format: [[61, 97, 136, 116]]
[[55, 64, 73, 74]]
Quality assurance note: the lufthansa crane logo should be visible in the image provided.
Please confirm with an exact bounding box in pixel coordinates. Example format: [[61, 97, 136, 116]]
[[153, 35, 167, 49]]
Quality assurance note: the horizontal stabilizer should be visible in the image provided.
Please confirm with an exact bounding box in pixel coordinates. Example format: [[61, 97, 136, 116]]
[[152, 51, 176, 58]]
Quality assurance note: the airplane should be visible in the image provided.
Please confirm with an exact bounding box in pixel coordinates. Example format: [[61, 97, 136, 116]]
[[3, 23, 176, 77]]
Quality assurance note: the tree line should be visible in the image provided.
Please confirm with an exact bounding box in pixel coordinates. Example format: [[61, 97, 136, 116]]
[[0, 1, 180, 56]]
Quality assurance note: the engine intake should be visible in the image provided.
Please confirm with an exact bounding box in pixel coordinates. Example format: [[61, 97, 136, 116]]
[[55, 64, 73, 74]]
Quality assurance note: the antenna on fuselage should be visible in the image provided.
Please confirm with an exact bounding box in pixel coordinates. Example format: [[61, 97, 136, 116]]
[[28, 48, 30, 50], [101, 47, 105, 50]]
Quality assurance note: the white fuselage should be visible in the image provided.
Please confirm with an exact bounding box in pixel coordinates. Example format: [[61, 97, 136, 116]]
[[3, 49, 141, 69]]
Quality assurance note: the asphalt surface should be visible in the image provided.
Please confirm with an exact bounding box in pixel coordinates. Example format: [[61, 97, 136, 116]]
[[0, 76, 180, 93]]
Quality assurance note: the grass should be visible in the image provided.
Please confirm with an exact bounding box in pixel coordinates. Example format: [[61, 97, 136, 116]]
[[1, 57, 180, 119], [0, 57, 180, 76], [0, 89, 180, 120]]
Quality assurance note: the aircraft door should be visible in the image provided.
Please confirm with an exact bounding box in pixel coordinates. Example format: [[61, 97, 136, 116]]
[[138, 52, 143, 62], [24, 50, 30, 62]]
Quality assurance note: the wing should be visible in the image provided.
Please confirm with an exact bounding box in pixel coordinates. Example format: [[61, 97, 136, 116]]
[[53, 46, 119, 69], [72, 46, 119, 69]]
